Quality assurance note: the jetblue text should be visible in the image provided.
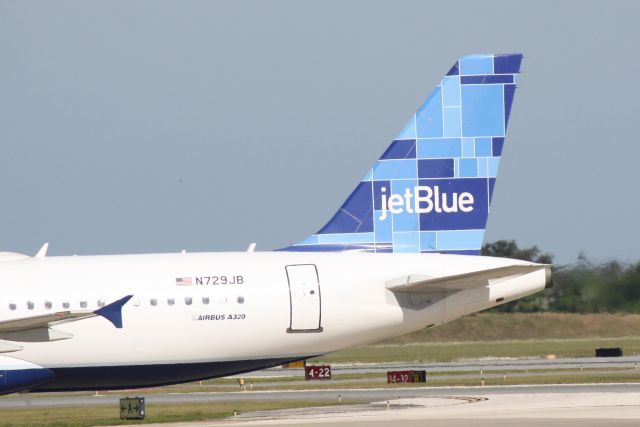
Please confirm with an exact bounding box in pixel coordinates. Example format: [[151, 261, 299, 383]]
[[379, 185, 474, 220]]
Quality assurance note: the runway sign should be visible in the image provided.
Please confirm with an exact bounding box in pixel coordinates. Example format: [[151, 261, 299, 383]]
[[305, 365, 331, 380], [119, 397, 145, 420], [387, 370, 427, 383]]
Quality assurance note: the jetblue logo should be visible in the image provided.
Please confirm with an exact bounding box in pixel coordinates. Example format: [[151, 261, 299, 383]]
[[379, 186, 474, 220]]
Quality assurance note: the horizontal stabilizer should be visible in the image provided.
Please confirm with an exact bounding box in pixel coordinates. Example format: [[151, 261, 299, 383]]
[[386, 264, 547, 294]]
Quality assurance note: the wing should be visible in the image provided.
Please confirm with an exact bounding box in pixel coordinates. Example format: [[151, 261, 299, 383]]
[[0, 295, 133, 343], [0, 311, 96, 333], [386, 265, 548, 295]]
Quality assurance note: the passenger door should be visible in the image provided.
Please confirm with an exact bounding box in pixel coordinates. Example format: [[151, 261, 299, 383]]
[[285, 264, 322, 333]]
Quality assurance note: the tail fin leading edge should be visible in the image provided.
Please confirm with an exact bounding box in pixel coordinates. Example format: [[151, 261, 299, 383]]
[[284, 53, 523, 255]]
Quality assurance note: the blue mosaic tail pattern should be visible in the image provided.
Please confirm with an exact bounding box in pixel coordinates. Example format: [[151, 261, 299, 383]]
[[283, 53, 523, 255]]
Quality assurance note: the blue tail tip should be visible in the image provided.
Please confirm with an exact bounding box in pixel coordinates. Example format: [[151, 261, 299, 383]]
[[449, 53, 523, 76]]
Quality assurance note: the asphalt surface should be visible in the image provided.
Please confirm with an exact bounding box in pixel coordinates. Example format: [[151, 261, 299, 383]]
[[2, 382, 640, 408]]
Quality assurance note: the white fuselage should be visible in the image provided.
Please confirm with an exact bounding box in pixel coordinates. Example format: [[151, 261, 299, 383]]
[[0, 251, 546, 391]]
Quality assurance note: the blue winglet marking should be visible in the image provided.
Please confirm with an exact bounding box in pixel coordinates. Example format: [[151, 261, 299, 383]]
[[94, 295, 133, 329]]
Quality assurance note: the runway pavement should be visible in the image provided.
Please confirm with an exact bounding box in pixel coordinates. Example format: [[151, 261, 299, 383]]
[[2, 383, 640, 408], [226, 391, 640, 427]]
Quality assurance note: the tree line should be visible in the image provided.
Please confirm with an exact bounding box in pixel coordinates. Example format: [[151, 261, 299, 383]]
[[481, 240, 640, 313]]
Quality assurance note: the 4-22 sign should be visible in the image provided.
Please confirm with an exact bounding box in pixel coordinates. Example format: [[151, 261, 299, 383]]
[[305, 365, 331, 380]]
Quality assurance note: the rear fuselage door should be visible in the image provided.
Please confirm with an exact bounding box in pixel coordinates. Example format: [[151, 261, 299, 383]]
[[285, 264, 322, 333]]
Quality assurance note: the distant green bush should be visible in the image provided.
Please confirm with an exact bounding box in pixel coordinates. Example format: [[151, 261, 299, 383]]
[[482, 240, 640, 313]]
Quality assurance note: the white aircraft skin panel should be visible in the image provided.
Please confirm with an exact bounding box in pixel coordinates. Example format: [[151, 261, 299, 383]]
[[0, 252, 545, 370]]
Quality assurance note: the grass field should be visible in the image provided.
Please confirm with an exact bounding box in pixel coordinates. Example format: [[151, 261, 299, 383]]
[[381, 312, 640, 343], [310, 313, 640, 363], [313, 336, 640, 364]]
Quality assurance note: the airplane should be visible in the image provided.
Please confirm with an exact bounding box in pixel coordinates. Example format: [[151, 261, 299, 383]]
[[0, 53, 551, 395]]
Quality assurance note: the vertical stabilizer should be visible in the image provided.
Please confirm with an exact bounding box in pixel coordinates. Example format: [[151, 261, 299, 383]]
[[284, 54, 523, 254]]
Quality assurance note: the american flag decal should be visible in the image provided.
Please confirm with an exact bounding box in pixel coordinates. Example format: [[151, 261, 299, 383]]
[[176, 277, 193, 286]]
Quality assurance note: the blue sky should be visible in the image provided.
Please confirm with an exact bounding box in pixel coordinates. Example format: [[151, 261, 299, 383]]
[[1, 1, 638, 264]]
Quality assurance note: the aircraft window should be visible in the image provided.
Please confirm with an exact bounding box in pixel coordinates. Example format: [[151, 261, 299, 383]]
[[237, 296, 244, 304], [150, 298, 158, 306], [62, 301, 70, 309], [97, 299, 105, 308], [167, 298, 175, 306], [202, 297, 210, 305], [27, 301, 35, 310], [185, 297, 192, 305], [80, 301, 87, 309], [8, 302, 16, 311], [44, 301, 52, 309]]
